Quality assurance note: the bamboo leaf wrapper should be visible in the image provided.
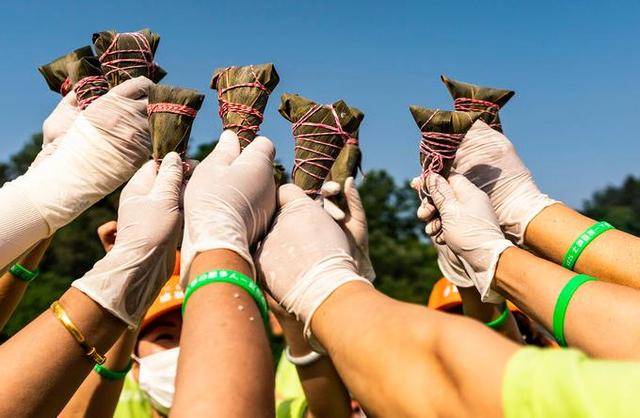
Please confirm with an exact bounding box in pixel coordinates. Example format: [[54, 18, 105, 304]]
[[148, 85, 205, 161], [211, 64, 280, 150], [441, 75, 514, 132], [410, 107, 481, 179], [38, 46, 94, 95], [93, 29, 166, 87], [279, 94, 363, 196]]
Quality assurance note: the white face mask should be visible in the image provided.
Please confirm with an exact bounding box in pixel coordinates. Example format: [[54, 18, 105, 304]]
[[134, 347, 179, 415]]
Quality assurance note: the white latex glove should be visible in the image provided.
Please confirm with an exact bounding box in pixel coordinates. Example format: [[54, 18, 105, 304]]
[[255, 184, 371, 342], [73, 153, 183, 326], [320, 177, 375, 281], [0, 77, 152, 269], [415, 120, 557, 245], [32, 91, 82, 167], [180, 130, 277, 284], [425, 173, 513, 303]]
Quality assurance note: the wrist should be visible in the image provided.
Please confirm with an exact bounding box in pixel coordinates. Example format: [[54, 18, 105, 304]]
[[492, 246, 525, 294], [189, 249, 253, 283], [499, 194, 558, 245]]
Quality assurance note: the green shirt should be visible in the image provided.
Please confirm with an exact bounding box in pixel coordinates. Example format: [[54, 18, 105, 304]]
[[113, 373, 152, 418], [504, 347, 640, 418], [275, 352, 308, 418], [111, 355, 308, 418]]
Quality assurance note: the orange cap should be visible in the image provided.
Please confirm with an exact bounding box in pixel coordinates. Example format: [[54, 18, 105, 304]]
[[428, 278, 462, 311], [140, 252, 183, 332]]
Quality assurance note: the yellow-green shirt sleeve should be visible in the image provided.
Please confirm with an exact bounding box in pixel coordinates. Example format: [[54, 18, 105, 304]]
[[503, 347, 640, 418], [275, 352, 307, 418]]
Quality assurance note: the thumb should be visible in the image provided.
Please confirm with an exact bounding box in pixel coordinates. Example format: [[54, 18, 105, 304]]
[[344, 177, 365, 222], [150, 152, 184, 201], [426, 173, 457, 212], [121, 160, 157, 199], [277, 184, 310, 208], [204, 130, 241, 167], [448, 174, 485, 204]]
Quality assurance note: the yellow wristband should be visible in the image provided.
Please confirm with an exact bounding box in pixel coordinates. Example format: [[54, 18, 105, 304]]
[[50, 301, 106, 365]]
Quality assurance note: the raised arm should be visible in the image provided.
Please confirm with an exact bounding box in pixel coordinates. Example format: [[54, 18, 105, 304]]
[[0, 155, 183, 417], [424, 173, 640, 361], [0, 77, 152, 269], [257, 181, 640, 418], [270, 298, 352, 418], [60, 328, 138, 418], [60, 221, 135, 418], [444, 120, 640, 289], [172, 131, 276, 418], [256, 183, 518, 417], [524, 204, 640, 289], [0, 237, 51, 330]]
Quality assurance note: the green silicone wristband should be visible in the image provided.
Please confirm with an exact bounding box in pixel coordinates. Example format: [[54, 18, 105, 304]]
[[9, 263, 40, 283], [93, 359, 132, 380], [182, 270, 269, 325], [553, 274, 596, 347], [562, 221, 614, 270], [485, 304, 509, 329]]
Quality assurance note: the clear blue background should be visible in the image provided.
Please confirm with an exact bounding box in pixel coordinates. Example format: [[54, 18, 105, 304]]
[[1, 0, 638, 207]]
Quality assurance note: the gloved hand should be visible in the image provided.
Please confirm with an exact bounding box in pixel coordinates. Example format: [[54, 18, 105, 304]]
[[255, 184, 371, 342], [72, 153, 183, 326], [32, 91, 82, 167], [415, 120, 557, 245], [0, 77, 152, 268], [320, 177, 375, 281], [425, 173, 513, 303], [180, 130, 276, 284]]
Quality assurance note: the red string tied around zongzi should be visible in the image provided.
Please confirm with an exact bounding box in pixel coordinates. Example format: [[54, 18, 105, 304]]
[[147, 103, 199, 118], [292, 104, 350, 196], [454, 97, 501, 130], [98, 32, 156, 82], [217, 67, 271, 148], [75, 76, 110, 110], [60, 78, 72, 96], [418, 112, 464, 200]]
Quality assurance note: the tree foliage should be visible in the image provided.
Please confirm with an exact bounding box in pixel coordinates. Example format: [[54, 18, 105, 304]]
[[582, 176, 640, 236]]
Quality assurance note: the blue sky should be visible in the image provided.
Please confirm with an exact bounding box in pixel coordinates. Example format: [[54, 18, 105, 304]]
[[1, 1, 638, 207]]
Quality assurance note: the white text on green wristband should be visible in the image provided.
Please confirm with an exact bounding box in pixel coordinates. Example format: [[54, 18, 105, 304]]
[[562, 221, 614, 271]]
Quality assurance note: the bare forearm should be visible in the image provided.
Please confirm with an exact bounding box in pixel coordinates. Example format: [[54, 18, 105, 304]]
[[61, 328, 138, 418], [0, 238, 51, 330], [278, 316, 351, 418], [525, 204, 640, 288], [0, 274, 28, 330], [312, 282, 517, 418], [495, 247, 640, 360], [0, 288, 125, 417], [173, 250, 274, 418]]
